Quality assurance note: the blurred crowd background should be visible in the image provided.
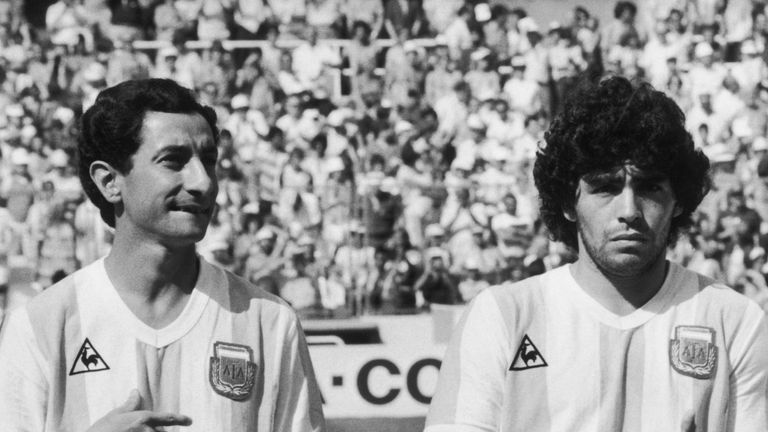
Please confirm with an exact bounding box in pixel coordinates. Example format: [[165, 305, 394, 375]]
[[0, 0, 768, 322]]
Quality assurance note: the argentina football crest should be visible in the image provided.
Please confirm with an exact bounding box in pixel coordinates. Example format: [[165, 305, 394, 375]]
[[209, 342, 257, 401], [669, 326, 718, 379]]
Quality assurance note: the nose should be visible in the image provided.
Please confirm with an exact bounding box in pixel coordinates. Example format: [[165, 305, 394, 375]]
[[183, 157, 216, 196], [617, 185, 641, 224]]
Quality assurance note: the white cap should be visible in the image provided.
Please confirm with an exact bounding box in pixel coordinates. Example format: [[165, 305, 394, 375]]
[[464, 257, 480, 270], [10, 147, 29, 165], [349, 219, 365, 233], [159, 46, 179, 58], [238, 144, 257, 162], [510, 55, 527, 68], [394, 120, 415, 135], [241, 202, 260, 214], [297, 234, 314, 246], [49, 149, 68, 167], [451, 154, 475, 171], [256, 227, 276, 241], [5, 104, 23, 118], [325, 156, 345, 173], [3, 45, 26, 65], [732, 117, 754, 138], [425, 223, 445, 237], [474, 3, 491, 22], [83, 62, 106, 82], [703, 143, 735, 163], [379, 176, 400, 195], [425, 246, 446, 260], [467, 114, 486, 130], [20, 124, 37, 143], [742, 40, 758, 55], [754, 136, 768, 151], [403, 41, 418, 53], [52, 106, 75, 124], [470, 47, 492, 61], [326, 110, 345, 127], [518, 17, 539, 33], [694, 42, 714, 58], [230, 94, 249, 110]]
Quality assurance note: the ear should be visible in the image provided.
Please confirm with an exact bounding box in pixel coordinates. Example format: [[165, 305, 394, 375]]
[[563, 208, 577, 222], [673, 203, 683, 218], [89, 161, 122, 204]]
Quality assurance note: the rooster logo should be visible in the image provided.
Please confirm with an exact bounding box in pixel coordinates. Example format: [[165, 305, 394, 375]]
[[69, 338, 110, 376], [510, 334, 548, 371]]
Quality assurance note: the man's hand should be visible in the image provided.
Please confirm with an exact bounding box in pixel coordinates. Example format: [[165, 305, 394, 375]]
[[681, 412, 696, 432], [86, 390, 192, 432]]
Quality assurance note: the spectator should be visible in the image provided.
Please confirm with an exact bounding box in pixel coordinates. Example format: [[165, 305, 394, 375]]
[[196, 0, 232, 41], [424, 48, 461, 107], [464, 47, 499, 102], [45, 0, 94, 51], [602, 0, 644, 57], [457, 256, 489, 301], [415, 247, 460, 305], [107, 0, 146, 42], [384, 32, 421, 107], [404, 0, 432, 38], [443, 4, 473, 63], [152, 0, 184, 41]]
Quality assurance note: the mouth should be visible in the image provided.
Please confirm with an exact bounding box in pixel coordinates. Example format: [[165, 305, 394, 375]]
[[169, 204, 210, 215], [611, 233, 646, 242]]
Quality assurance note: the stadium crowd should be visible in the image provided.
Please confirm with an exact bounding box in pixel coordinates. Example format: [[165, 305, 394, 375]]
[[1, 0, 768, 321]]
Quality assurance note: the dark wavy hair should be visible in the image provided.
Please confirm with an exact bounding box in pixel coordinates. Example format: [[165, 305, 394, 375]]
[[79, 78, 219, 227], [533, 76, 710, 250]]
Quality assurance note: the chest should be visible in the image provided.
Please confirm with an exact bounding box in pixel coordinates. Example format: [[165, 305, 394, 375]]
[[56, 312, 279, 431], [499, 314, 730, 431]]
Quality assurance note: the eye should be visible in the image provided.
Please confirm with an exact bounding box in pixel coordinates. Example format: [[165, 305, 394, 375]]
[[639, 181, 664, 194], [589, 182, 619, 195], [160, 155, 185, 169]]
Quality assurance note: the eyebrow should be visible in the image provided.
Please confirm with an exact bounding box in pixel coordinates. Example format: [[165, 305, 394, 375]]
[[582, 169, 667, 184], [153, 141, 217, 158]]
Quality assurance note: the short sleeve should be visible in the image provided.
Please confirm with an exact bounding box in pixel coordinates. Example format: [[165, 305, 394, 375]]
[[0, 309, 49, 432], [425, 290, 512, 432]]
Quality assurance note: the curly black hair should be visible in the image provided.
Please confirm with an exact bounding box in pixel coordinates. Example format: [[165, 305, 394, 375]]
[[533, 76, 711, 250], [79, 78, 219, 227]]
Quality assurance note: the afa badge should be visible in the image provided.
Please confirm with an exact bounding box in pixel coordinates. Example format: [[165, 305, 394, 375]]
[[669, 326, 718, 379], [209, 342, 257, 401]]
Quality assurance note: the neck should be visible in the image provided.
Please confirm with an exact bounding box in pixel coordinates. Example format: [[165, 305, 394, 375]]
[[570, 251, 669, 316], [104, 232, 199, 328]]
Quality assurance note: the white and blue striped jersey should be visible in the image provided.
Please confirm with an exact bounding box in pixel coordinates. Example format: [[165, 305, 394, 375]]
[[0, 257, 325, 432], [426, 262, 768, 432]]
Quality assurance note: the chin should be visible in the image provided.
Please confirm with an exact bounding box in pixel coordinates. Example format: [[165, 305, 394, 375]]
[[600, 251, 661, 277]]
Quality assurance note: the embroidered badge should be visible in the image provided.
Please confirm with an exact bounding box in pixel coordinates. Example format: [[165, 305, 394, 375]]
[[209, 342, 257, 401], [509, 334, 548, 371], [669, 326, 718, 379], [69, 338, 110, 376]]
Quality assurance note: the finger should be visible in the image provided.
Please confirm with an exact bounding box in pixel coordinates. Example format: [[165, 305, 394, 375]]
[[681, 413, 696, 432], [111, 389, 142, 414], [144, 412, 193, 427]]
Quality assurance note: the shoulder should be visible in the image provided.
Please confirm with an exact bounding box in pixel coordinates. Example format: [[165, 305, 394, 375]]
[[208, 262, 301, 328], [462, 269, 556, 328], [675, 264, 765, 323], [22, 266, 84, 325], [483, 268, 555, 309]]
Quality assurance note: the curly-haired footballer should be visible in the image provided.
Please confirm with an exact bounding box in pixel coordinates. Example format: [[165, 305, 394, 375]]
[[0, 79, 325, 432], [426, 76, 768, 432]]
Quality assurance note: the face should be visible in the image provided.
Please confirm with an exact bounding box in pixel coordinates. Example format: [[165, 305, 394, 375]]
[[114, 112, 218, 247], [569, 164, 681, 277]]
